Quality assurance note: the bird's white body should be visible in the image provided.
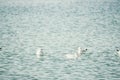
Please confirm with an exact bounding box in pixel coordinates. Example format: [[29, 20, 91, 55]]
[[65, 53, 78, 59], [65, 47, 87, 59], [36, 48, 43, 58], [117, 50, 120, 57]]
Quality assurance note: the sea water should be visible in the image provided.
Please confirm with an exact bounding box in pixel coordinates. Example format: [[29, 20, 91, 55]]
[[0, 0, 120, 80]]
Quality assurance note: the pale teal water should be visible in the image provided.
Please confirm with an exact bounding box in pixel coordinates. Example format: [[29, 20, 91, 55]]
[[0, 0, 120, 80]]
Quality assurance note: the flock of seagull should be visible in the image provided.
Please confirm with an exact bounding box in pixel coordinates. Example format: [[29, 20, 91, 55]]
[[0, 47, 119, 59], [35, 47, 120, 60]]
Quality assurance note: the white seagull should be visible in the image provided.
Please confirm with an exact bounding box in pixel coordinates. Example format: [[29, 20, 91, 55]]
[[65, 47, 87, 59], [116, 49, 120, 57], [36, 48, 43, 59]]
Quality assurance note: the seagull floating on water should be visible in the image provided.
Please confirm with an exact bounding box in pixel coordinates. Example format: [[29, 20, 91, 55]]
[[65, 47, 87, 59], [116, 49, 120, 57], [36, 48, 43, 59]]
